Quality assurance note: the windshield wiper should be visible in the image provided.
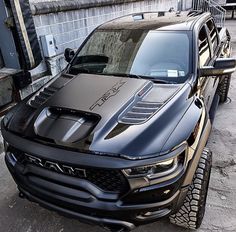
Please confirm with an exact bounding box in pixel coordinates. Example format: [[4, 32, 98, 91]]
[[100, 72, 142, 79], [141, 77, 176, 84], [73, 70, 176, 84], [102, 73, 177, 83]]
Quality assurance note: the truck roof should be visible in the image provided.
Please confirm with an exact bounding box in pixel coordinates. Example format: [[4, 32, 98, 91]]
[[98, 11, 211, 31]]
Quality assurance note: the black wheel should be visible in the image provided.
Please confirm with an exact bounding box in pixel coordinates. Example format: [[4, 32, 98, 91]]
[[217, 75, 231, 103], [169, 148, 212, 229]]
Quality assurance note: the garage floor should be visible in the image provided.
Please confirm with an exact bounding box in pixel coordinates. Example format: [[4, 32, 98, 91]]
[[0, 20, 236, 232]]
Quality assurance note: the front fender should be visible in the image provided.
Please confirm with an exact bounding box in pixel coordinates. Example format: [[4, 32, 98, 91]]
[[162, 97, 212, 187], [161, 97, 205, 153]]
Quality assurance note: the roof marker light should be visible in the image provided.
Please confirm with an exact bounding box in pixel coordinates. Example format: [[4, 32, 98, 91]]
[[133, 14, 144, 21]]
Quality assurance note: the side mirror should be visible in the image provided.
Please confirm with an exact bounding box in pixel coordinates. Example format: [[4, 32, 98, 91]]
[[64, 48, 75, 63], [200, 58, 236, 77]]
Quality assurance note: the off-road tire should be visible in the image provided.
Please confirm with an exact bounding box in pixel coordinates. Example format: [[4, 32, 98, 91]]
[[169, 148, 212, 229], [217, 75, 231, 103]]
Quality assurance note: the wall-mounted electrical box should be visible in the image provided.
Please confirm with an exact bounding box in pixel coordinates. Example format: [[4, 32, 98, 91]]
[[40, 34, 56, 58]]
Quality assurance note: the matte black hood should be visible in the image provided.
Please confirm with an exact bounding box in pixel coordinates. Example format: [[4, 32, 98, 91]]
[[45, 74, 149, 126], [6, 73, 193, 159]]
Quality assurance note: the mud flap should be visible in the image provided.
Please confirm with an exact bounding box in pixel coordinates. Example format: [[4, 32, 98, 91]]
[[209, 94, 220, 123]]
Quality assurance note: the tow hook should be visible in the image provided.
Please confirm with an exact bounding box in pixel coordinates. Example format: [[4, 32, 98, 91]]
[[102, 225, 131, 232], [18, 191, 25, 199], [103, 225, 131, 232]]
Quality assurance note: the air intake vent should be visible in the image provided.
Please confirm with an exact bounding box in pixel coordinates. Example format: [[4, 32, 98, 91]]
[[29, 86, 59, 108], [120, 101, 161, 124]]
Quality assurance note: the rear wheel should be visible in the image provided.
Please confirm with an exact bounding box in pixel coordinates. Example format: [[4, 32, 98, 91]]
[[169, 148, 212, 229], [217, 75, 231, 103]]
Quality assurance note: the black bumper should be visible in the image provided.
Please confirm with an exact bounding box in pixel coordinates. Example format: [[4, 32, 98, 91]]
[[3, 127, 189, 230]]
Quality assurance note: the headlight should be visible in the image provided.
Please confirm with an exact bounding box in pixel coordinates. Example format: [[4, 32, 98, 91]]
[[123, 153, 185, 180]]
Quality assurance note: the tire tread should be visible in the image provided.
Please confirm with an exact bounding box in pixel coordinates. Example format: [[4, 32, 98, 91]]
[[217, 75, 231, 103], [169, 148, 212, 229]]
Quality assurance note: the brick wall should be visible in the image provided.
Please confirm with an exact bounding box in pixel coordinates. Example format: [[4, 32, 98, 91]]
[[30, 0, 181, 72]]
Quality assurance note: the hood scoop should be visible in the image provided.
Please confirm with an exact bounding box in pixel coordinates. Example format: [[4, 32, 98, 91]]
[[120, 100, 161, 124], [119, 84, 182, 124], [34, 107, 100, 143]]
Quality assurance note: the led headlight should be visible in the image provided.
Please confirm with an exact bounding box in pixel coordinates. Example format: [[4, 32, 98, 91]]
[[123, 153, 184, 180]]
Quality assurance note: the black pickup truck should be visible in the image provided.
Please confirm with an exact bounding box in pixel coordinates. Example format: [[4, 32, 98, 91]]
[[1, 11, 236, 231]]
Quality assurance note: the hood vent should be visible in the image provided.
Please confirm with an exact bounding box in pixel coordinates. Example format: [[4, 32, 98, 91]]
[[34, 107, 100, 143], [29, 86, 59, 108], [120, 100, 161, 124]]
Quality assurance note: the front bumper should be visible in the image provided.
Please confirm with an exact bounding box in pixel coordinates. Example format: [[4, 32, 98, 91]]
[[3, 126, 189, 230]]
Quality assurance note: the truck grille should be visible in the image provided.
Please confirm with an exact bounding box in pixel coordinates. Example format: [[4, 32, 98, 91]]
[[86, 169, 127, 192], [11, 148, 129, 193]]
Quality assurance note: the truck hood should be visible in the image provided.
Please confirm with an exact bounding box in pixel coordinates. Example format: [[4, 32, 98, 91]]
[[6, 73, 193, 159]]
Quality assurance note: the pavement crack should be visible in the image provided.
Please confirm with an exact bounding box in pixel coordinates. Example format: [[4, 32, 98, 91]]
[[213, 158, 236, 177], [209, 186, 231, 193]]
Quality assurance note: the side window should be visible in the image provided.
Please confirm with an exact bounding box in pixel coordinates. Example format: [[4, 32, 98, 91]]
[[198, 26, 211, 67], [206, 19, 219, 51]]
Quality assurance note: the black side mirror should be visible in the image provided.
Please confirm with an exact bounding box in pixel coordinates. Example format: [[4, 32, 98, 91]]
[[200, 58, 236, 77], [64, 48, 75, 63]]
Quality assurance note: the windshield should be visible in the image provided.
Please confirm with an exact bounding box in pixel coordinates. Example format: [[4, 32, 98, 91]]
[[69, 29, 191, 83]]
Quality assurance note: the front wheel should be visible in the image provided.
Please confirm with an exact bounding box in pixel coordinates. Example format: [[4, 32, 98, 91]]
[[169, 148, 212, 229]]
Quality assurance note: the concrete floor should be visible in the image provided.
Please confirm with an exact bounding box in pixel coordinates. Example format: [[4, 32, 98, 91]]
[[0, 20, 236, 232]]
